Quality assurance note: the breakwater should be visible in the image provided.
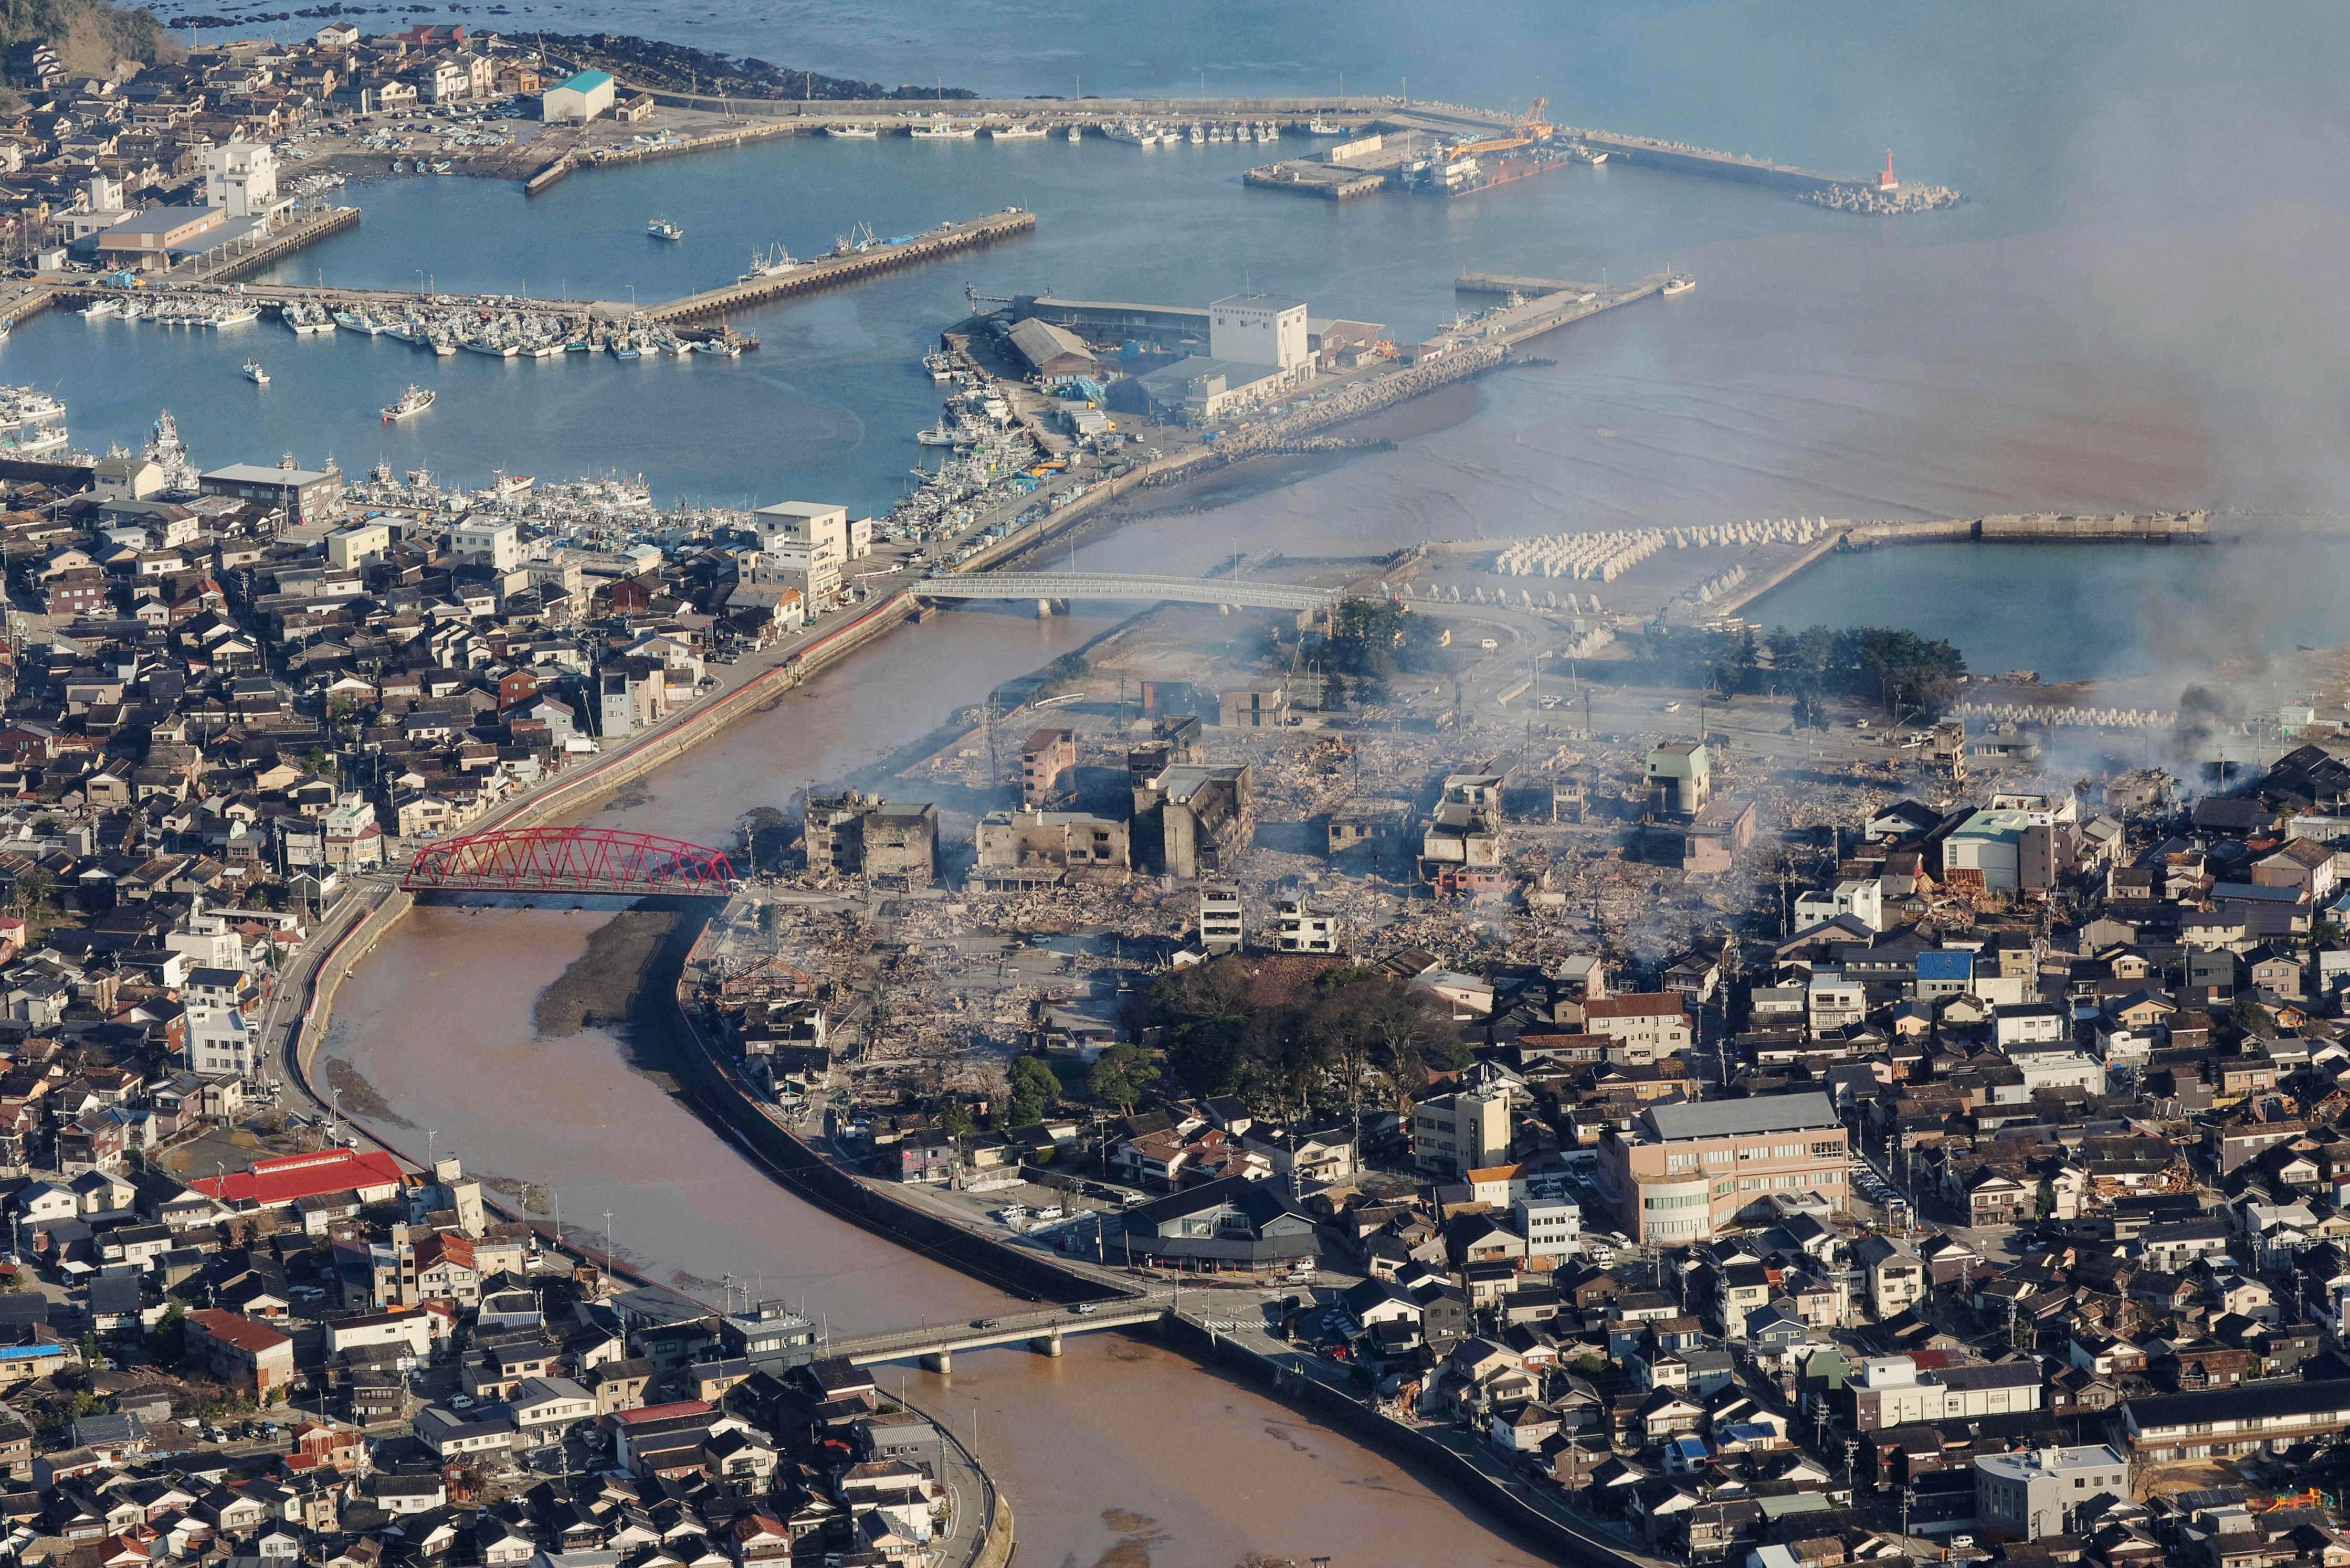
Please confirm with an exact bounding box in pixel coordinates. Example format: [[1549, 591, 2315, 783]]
[[645, 210, 1035, 325], [1705, 511, 2210, 618]]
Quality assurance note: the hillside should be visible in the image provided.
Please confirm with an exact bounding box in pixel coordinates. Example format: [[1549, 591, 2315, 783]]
[[0, 0, 163, 79]]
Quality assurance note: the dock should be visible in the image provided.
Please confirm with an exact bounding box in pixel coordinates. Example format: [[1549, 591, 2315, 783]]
[[642, 209, 1034, 325], [181, 205, 360, 282], [39, 206, 1033, 329], [1455, 272, 1602, 298], [1463, 271, 1669, 348]]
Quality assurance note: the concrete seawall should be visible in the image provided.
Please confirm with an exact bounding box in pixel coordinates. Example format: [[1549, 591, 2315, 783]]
[[1157, 1315, 1656, 1568], [1706, 511, 2210, 619], [667, 917, 1118, 1305]]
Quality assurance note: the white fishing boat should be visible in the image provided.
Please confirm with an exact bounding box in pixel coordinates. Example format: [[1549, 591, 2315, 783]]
[[825, 123, 878, 137], [461, 334, 517, 358], [1306, 119, 1343, 134], [647, 218, 685, 241], [241, 359, 269, 385], [431, 336, 458, 357], [1104, 123, 1146, 146], [738, 243, 799, 283], [213, 305, 259, 327], [909, 117, 977, 140], [78, 298, 118, 320], [989, 122, 1048, 139], [1661, 274, 1695, 296], [1187, 124, 1204, 144], [916, 420, 958, 446], [381, 384, 434, 421], [1066, 124, 1083, 142]]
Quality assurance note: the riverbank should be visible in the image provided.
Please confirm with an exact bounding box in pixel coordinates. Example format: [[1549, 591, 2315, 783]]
[[659, 889, 1664, 1568]]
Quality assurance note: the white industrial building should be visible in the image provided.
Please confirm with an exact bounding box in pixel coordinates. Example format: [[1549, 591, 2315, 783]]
[[541, 68, 616, 123]]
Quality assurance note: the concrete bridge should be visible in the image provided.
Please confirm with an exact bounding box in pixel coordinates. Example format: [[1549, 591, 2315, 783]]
[[920, 572, 1344, 614], [826, 1301, 1166, 1371]]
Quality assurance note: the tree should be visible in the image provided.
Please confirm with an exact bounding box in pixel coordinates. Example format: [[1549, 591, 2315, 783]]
[[151, 1303, 187, 1365], [2033, 1178, 2056, 1222], [756, 903, 779, 937], [1006, 1056, 1059, 1127], [940, 1103, 973, 1141], [1086, 1043, 1153, 1115]]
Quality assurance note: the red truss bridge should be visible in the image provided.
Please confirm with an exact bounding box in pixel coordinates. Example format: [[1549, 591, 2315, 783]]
[[402, 828, 737, 896]]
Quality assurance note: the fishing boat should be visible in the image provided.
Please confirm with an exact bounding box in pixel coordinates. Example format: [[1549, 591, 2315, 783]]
[[213, 305, 259, 327], [916, 420, 958, 447], [923, 350, 956, 383], [909, 118, 977, 140], [738, 243, 798, 283], [1187, 124, 1204, 144], [381, 384, 434, 421], [989, 122, 1048, 140], [647, 218, 685, 241], [240, 359, 269, 385], [431, 336, 458, 357], [825, 123, 878, 138], [461, 334, 518, 358], [78, 299, 118, 320], [1306, 119, 1343, 134], [693, 337, 742, 356], [613, 343, 642, 360], [1104, 123, 1146, 146], [1066, 124, 1083, 143], [1661, 274, 1695, 297]]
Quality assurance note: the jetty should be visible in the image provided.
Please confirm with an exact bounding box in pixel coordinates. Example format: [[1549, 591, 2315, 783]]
[[40, 206, 1034, 330]]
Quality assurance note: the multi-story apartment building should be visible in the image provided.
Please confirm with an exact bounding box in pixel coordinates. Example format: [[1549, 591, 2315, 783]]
[[1411, 1089, 1511, 1181], [1583, 993, 1694, 1064], [1599, 1093, 1847, 1243]]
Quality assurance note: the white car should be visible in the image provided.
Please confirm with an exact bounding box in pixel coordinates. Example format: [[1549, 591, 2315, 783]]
[[449, 1395, 476, 1410]]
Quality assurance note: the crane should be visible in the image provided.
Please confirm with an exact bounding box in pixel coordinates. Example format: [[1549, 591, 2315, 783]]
[[1441, 97, 1553, 162]]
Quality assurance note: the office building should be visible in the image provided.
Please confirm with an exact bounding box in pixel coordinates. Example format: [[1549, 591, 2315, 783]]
[[1599, 1094, 1847, 1243]]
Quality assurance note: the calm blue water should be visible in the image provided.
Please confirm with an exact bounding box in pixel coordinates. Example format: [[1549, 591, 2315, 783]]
[[0, 133, 1859, 510]]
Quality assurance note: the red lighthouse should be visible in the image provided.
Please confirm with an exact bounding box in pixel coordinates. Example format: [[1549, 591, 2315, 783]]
[[1877, 150, 1899, 192]]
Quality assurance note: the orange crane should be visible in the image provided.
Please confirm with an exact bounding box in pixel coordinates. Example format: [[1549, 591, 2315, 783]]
[[1441, 97, 1553, 162]]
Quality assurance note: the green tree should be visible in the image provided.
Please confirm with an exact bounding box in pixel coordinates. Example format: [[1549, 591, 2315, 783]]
[[2033, 1179, 2055, 1222], [150, 1303, 187, 1366], [1006, 1056, 1059, 1126], [940, 1103, 974, 1141], [756, 903, 779, 937], [1086, 1043, 1153, 1116]]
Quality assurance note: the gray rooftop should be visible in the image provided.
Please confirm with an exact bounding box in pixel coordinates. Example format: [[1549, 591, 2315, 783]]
[[1645, 1093, 1838, 1142]]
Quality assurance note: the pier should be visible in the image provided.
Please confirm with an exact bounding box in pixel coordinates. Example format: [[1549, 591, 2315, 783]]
[[642, 209, 1034, 325], [39, 206, 1032, 331]]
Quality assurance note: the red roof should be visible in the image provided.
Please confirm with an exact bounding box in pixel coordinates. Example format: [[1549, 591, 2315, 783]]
[[189, 1308, 291, 1355], [607, 1399, 714, 1426], [189, 1147, 405, 1206]]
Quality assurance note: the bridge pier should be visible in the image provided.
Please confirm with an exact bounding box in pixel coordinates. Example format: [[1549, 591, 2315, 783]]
[[921, 1349, 952, 1375], [1036, 598, 1053, 619], [1029, 1328, 1063, 1358]]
